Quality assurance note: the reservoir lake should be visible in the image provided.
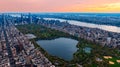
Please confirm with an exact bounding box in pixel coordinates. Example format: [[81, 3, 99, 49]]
[[36, 37, 78, 61]]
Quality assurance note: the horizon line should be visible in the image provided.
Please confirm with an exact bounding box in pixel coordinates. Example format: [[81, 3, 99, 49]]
[[0, 12, 120, 14]]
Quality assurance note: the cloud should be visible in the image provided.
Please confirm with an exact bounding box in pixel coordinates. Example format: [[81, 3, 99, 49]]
[[105, 3, 120, 8], [0, 0, 120, 12], [85, 3, 120, 12]]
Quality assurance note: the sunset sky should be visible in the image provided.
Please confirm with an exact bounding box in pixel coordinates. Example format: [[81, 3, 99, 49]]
[[0, 0, 120, 12]]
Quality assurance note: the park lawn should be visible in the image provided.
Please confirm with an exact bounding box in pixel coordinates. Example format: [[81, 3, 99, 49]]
[[107, 57, 120, 67]]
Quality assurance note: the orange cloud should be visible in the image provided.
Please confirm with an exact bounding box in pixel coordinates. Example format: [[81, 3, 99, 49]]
[[56, 2, 120, 12], [86, 3, 120, 12]]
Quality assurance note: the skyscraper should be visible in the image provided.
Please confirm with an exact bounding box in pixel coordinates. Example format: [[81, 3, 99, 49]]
[[28, 13, 32, 24], [21, 13, 23, 23]]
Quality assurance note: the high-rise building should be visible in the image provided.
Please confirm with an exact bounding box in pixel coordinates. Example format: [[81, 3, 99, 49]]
[[107, 37, 111, 44], [21, 13, 23, 23], [2, 13, 5, 23], [28, 13, 32, 24]]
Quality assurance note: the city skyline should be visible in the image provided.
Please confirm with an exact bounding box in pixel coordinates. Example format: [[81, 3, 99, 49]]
[[0, 0, 120, 12]]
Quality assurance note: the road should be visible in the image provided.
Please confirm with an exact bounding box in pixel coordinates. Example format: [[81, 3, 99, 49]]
[[2, 17, 16, 67]]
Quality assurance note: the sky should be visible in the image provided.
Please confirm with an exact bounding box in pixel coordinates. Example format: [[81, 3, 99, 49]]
[[0, 0, 120, 12]]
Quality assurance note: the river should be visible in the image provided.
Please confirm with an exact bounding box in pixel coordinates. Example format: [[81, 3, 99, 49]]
[[44, 18, 120, 33]]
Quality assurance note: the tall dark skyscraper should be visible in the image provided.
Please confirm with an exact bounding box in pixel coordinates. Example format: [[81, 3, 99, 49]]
[[21, 13, 23, 23], [28, 13, 32, 24], [2, 13, 5, 25]]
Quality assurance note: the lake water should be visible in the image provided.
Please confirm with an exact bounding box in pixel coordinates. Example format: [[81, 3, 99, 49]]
[[36, 37, 78, 61], [44, 18, 120, 33]]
